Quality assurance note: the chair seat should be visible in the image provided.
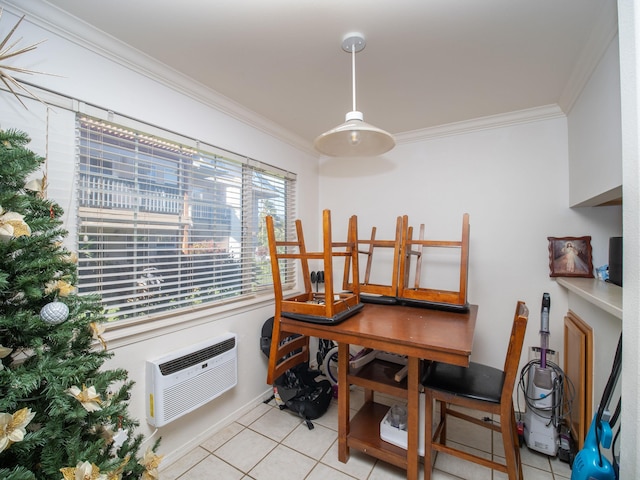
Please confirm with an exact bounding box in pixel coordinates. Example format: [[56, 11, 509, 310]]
[[422, 361, 505, 404]]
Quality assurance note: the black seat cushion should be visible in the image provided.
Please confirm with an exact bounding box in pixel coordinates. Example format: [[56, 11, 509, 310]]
[[398, 298, 470, 313], [281, 302, 364, 325], [422, 361, 505, 404]]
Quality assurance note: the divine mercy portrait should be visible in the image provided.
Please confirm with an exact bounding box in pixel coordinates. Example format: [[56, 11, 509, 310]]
[[548, 236, 594, 278]]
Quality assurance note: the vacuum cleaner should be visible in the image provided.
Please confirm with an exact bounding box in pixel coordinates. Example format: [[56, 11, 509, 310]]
[[523, 293, 561, 455], [570, 333, 621, 480]]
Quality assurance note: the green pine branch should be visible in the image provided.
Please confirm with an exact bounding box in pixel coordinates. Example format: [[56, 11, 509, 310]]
[[0, 128, 160, 478]]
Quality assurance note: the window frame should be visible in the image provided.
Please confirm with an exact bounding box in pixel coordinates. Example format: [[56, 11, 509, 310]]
[[75, 112, 297, 324]]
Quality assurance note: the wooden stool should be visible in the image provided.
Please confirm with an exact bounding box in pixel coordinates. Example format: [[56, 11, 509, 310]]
[[342, 216, 403, 300], [265, 209, 361, 383], [398, 213, 470, 310]]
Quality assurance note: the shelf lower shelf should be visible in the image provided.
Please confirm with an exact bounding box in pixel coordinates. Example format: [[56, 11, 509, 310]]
[[348, 401, 408, 469]]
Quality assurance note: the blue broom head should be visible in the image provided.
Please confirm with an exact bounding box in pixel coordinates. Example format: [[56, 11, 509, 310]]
[[571, 414, 615, 480]]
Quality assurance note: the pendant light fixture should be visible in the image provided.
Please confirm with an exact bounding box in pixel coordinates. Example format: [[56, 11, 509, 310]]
[[314, 33, 395, 157]]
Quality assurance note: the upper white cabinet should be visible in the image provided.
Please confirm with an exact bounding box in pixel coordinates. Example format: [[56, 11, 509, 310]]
[[568, 35, 622, 207]]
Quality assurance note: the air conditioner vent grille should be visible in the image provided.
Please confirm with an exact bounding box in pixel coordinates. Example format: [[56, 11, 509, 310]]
[[159, 337, 236, 375]]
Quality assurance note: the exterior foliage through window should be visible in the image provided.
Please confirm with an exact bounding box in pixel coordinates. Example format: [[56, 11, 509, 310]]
[[76, 116, 295, 321]]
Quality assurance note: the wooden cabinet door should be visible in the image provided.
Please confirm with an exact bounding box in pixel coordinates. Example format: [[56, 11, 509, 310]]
[[564, 311, 593, 449]]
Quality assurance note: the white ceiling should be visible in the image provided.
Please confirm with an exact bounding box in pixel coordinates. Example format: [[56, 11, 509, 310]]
[[39, 0, 616, 146]]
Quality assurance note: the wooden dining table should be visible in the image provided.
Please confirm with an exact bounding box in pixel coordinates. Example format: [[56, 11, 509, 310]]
[[278, 302, 478, 480]]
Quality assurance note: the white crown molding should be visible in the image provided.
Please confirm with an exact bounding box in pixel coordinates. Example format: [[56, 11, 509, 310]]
[[395, 2, 618, 146], [3, 1, 616, 154], [558, 1, 619, 114], [3, 0, 317, 156], [395, 104, 565, 144]]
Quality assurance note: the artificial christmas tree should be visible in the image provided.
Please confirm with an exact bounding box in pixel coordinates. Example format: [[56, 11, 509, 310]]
[[0, 128, 161, 479]]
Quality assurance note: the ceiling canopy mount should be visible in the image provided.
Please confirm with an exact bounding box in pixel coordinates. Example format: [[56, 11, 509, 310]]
[[341, 33, 366, 54]]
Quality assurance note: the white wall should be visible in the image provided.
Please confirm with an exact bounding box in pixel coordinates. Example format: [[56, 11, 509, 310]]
[[0, 6, 320, 466], [614, 1, 639, 477], [320, 114, 622, 382], [564, 30, 625, 434], [568, 37, 622, 207]]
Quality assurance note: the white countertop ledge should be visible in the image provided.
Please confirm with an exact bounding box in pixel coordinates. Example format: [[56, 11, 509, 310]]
[[556, 277, 622, 319]]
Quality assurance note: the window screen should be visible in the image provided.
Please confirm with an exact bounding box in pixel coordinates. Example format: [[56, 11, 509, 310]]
[[76, 115, 296, 321]]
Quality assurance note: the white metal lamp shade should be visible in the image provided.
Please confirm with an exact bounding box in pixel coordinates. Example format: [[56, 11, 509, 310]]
[[314, 111, 395, 157], [314, 33, 395, 157]]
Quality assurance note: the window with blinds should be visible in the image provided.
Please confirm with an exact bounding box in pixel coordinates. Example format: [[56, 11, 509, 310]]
[[76, 115, 296, 321]]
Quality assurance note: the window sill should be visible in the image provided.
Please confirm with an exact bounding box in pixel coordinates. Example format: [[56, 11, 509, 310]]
[[102, 293, 277, 349], [556, 277, 622, 319]]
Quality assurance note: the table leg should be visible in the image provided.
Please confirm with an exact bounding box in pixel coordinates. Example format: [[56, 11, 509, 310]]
[[338, 342, 350, 463], [406, 356, 420, 480]]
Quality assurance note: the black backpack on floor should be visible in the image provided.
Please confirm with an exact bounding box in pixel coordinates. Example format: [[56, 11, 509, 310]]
[[260, 317, 333, 429]]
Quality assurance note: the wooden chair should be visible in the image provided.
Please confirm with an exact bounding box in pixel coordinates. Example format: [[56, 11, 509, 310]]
[[342, 216, 403, 299], [264, 209, 361, 384], [422, 301, 529, 480], [398, 213, 470, 310]]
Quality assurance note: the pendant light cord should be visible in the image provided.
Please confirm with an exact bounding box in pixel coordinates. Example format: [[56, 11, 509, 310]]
[[351, 44, 357, 113]]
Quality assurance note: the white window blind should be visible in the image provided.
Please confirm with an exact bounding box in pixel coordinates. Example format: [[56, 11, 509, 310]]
[[76, 115, 296, 321]]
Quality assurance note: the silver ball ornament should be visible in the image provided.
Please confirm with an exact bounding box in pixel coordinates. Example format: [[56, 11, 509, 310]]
[[40, 301, 69, 325]]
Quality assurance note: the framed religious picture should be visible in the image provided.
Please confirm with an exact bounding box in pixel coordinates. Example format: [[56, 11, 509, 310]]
[[548, 236, 594, 278]]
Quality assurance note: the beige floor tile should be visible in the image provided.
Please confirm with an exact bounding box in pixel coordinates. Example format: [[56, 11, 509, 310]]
[[236, 401, 273, 426], [305, 462, 355, 480], [433, 441, 492, 480], [444, 414, 492, 453], [200, 421, 244, 452], [430, 468, 471, 479], [160, 387, 562, 480], [319, 439, 376, 479], [281, 422, 337, 460], [524, 463, 557, 479], [550, 455, 572, 478], [368, 460, 417, 479], [180, 454, 244, 480], [249, 406, 303, 442], [214, 428, 277, 473], [519, 444, 554, 470], [249, 444, 316, 480], [159, 446, 209, 479]]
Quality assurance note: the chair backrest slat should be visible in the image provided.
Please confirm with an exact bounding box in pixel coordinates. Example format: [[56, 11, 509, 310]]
[[501, 301, 529, 404]]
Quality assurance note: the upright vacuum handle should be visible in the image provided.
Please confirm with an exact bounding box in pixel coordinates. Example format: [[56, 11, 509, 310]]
[[540, 292, 550, 333]]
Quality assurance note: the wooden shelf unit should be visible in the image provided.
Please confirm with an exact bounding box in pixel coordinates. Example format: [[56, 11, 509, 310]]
[[347, 359, 409, 468]]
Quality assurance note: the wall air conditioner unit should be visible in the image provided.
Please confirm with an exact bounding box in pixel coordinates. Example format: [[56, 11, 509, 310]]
[[146, 332, 237, 427]]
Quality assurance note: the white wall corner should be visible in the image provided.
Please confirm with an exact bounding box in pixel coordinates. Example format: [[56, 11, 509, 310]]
[[558, 1, 619, 115]]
